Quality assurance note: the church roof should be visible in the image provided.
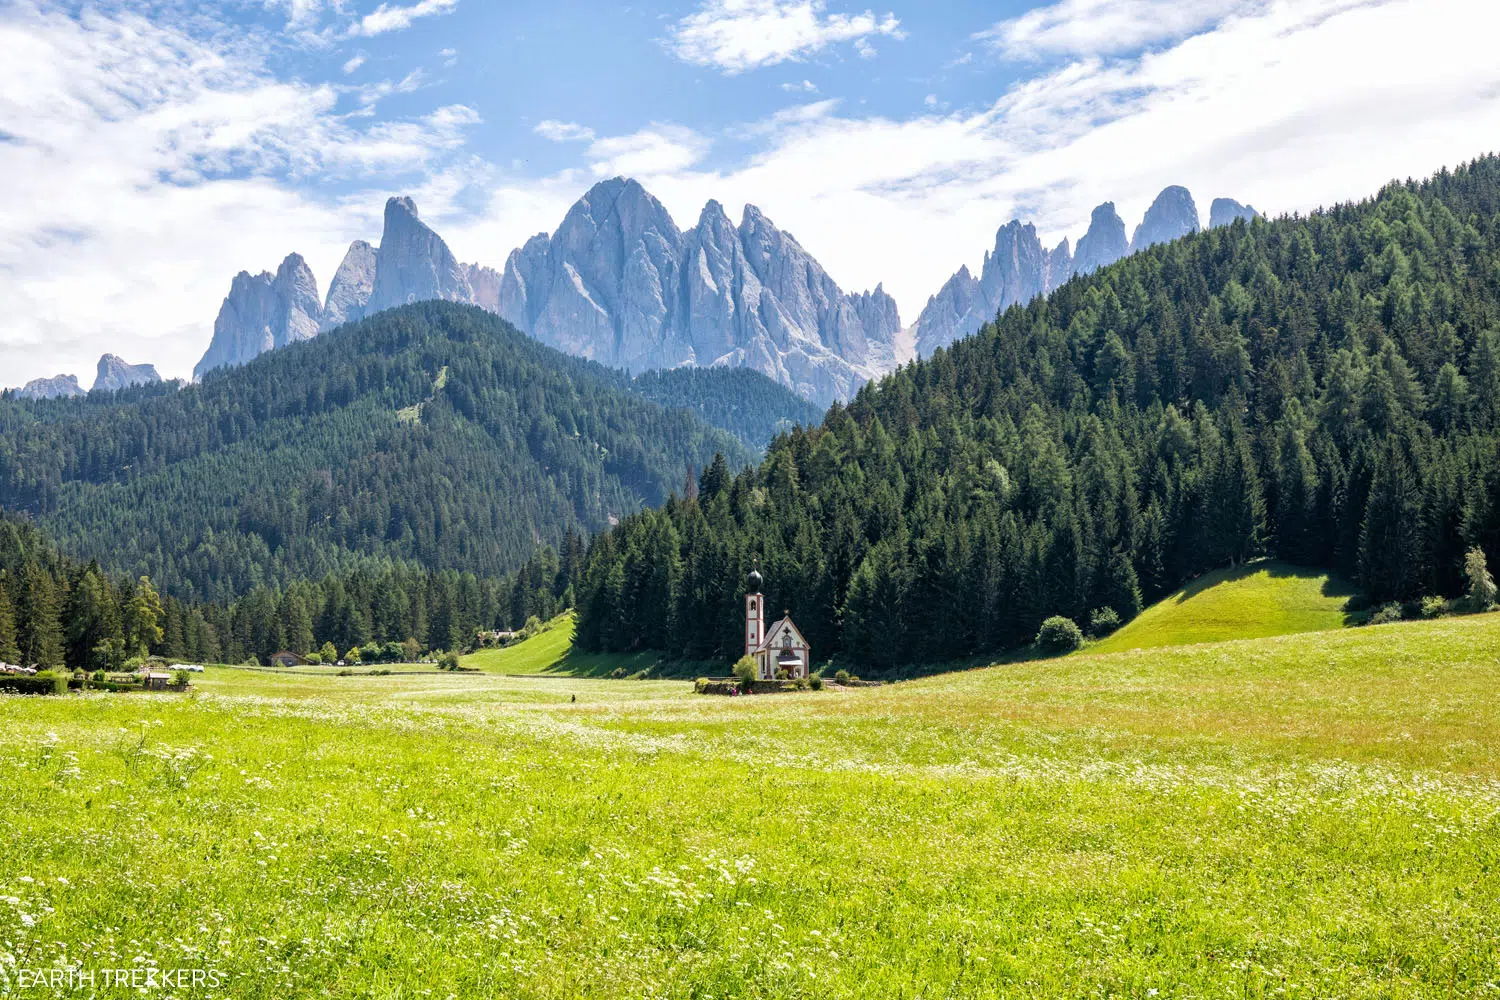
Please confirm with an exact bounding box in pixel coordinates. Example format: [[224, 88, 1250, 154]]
[[753, 615, 808, 653]]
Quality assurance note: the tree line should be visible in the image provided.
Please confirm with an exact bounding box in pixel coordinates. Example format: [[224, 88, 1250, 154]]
[[0, 510, 582, 669], [0, 303, 752, 604], [572, 156, 1500, 669]]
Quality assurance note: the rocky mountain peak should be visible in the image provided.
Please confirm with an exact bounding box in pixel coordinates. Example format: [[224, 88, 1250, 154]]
[[1210, 198, 1260, 228], [322, 239, 377, 330], [94, 354, 161, 393], [194, 252, 323, 380], [367, 196, 472, 314], [14, 374, 85, 400], [1074, 202, 1130, 276], [1132, 186, 1200, 251]]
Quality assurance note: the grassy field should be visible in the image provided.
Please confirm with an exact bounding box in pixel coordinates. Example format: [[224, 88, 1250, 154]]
[[1090, 560, 1360, 654], [3, 613, 1500, 997]]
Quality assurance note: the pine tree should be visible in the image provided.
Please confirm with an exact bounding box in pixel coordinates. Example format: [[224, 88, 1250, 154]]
[[1359, 444, 1422, 603], [16, 561, 64, 668], [0, 581, 21, 664], [123, 576, 166, 658], [62, 564, 122, 671]]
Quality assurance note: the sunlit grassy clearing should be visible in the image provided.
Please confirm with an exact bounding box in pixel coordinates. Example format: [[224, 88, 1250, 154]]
[[461, 612, 709, 677], [2, 613, 1499, 997], [462, 614, 578, 674], [1090, 559, 1359, 654]]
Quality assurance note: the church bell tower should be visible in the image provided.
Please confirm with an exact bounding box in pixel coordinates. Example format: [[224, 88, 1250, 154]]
[[745, 565, 764, 658]]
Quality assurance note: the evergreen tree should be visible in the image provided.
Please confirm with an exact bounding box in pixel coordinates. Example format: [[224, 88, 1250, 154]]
[[123, 577, 166, 658], [16, 561, 64, 668], [0, 581, 20, 664], [1359, 444, 1422, 603]]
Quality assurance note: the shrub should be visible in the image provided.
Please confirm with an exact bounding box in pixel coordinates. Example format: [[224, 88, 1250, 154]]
[[809, 674, 824, 691], [304, 653, 321, 665], [732, 656, 758, 685], [834, 669, 851, 685], [1420, 595, 1449, 619], [1088, 607, 1122, 638], [437, 651, 460, 671], [694, 677, 710, 694], [337, 668, 355, 677], [91, 670, 106, 684], [0, 672, 69, 695], [610, 667, 628, 680], [171, 669, 190, 688], [1465, 547, 1497, 611], [369, 668, 391, 676], [1369, 602, 1403, 625], [775, 668, 790, 681], [1036, 616, 1084, 654], [794, 677, 809, 690]]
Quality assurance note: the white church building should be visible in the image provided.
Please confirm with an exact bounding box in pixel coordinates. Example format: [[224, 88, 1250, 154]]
[[744, 567, 810, 680]]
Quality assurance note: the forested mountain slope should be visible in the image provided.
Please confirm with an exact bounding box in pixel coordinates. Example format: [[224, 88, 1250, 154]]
[[0, 303, 750, 603], [575, 156, 1500, 668], [629, 367, 825, 451]]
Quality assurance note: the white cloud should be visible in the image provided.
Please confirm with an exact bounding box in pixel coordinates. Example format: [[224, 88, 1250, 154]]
[[349, 0, 458, 38], [585, 124, 711, 178], [514, 0, 1500, 331], [0, 2, 480, 384], [979, 0, 1260, 59], [341, 51, 366, 73], [534, 120, 596, 143], [780, 79, 819, 93], [667, 0, 904, 74], [10, 0, 1500, 388]]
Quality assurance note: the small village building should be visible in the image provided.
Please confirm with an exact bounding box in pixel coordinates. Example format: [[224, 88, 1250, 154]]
[[141, 670, 172, 691], [269, 651, 308, 668], [744, 568, 811, 680]]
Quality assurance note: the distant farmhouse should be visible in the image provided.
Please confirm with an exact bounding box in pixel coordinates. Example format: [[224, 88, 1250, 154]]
[[744, 567, 810, 680], [269, 651, 308, 668]]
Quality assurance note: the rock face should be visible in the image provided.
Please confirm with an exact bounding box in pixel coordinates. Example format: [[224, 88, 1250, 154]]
[[498, 178, 900, 406], [913, 221, 1068, 357], [1132, 186, 1200, 251], [366, 197, 473, 315], [321, 240, 377, 330], [1073, 202, 1131, 276], [198, 198, 490, 377], [93, 355, 161, 393], [15, 374, 85, 400], [1210, 198, 1259, 228], [194, 253, 322, 379], [465, 264, 502, 314]]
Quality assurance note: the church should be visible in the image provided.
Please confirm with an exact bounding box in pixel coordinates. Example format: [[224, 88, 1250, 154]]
[[744, 567, 810, 680]]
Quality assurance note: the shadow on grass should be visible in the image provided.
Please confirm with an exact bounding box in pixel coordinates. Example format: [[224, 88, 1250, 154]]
[[541, 647, 720, 680], [1162, 558, 1366, 626]]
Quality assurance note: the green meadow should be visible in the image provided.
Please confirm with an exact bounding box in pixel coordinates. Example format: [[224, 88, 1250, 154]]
[[1090, 560, 1360, 654], [3, 611, 1500, 997]]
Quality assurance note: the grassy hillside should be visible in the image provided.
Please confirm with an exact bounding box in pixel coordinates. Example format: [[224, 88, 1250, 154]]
[[4, 614, 1499, 995], [1089, 560, 1361, 654], [464, 614, 578, 674], [461, 612, 707, 678]]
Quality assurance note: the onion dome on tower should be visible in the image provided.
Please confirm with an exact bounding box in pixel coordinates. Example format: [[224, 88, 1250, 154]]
[[747, 566, 763, 594]]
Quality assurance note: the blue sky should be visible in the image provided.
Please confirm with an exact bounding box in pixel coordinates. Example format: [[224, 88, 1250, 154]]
[[3, 0, 1500, 384]]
